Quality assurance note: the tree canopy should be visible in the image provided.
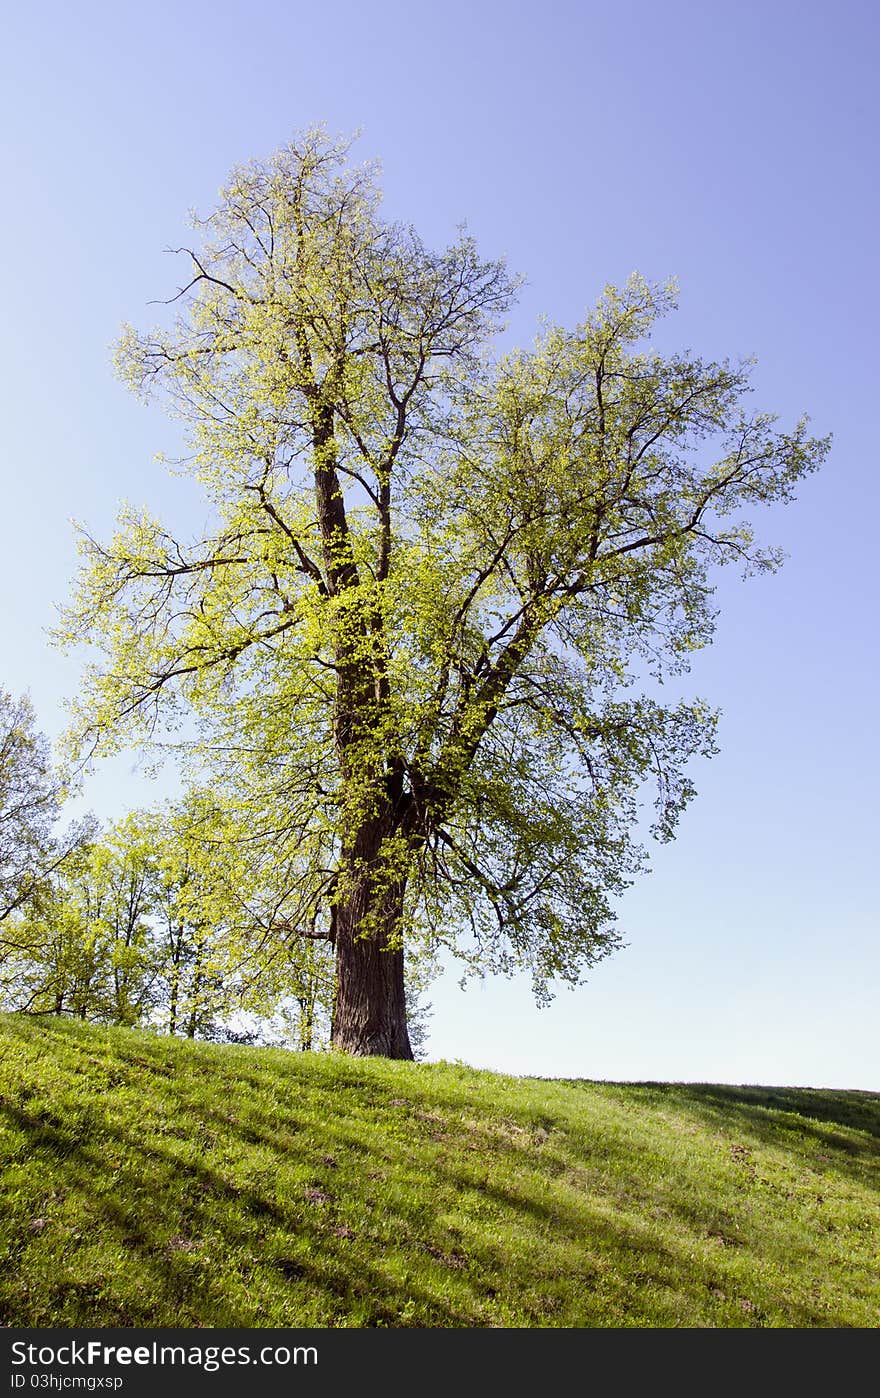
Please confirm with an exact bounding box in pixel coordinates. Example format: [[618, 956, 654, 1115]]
[[58, 128, 829, 1057]]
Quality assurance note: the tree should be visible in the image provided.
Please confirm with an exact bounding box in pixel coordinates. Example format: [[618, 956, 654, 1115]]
[[0, 815, 156, 1023], [0, 688, 90, 930], [59, 129, 829, 1059], [89, 812, 161, 1026], [149, 794, 261, 1039]]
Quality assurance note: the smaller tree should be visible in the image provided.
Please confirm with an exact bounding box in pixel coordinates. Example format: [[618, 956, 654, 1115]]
[[148, 791, 350, 1045], [91, 814, 162, 1026], [0, 690, 95, 1013], [0, 818, 158, 1023], [0, 848, 98, 1017], [0, 689, 79, 924]]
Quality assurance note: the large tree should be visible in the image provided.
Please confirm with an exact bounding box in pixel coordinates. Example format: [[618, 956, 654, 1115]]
[[59, 130, 828, 1058]]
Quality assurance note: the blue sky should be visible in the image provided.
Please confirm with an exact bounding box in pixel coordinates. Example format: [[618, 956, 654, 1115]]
[[1, 0, 877, 1086]]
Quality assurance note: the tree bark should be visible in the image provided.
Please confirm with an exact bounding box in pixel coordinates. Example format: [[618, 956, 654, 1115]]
[[331, 850, 413, 1059]]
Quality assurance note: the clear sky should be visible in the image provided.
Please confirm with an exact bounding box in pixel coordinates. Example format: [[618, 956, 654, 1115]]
[[1, 0, 877, 1087]]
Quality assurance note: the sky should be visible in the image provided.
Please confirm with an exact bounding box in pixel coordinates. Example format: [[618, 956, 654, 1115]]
[[1, 0, 877, 1088]]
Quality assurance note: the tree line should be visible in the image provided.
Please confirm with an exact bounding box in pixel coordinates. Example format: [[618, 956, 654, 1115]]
[[0, 689, 431, 1050]]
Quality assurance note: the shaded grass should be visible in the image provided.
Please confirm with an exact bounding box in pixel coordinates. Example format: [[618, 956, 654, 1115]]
[[0, 1015, 878, 1327]]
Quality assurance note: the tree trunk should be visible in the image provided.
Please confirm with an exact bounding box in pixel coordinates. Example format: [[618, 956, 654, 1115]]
[[331, 858, 413, 1059], [167, 923, 184, 1035], [187, 938, 203, 1039], [297, 991, 314, 1052]]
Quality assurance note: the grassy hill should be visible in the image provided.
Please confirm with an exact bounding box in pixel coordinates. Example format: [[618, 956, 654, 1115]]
[[0, 1014, 877, 1328]]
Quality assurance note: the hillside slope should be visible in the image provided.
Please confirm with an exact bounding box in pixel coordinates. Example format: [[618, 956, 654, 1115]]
[[1, 1015, 877, 1327]]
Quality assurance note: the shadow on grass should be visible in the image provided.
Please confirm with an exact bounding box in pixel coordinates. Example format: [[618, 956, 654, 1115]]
[[626, 1083, 880, 1142], [0, 1093, 481, 1328], [555, 1077, 880, 1196], [0, 1090, 779, 1329], [439, 1167, 856, 1328], [2, 1017, 878, 1328]]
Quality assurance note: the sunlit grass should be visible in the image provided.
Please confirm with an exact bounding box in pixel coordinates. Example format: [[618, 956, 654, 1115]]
[[1, 1015, 877, 1327]]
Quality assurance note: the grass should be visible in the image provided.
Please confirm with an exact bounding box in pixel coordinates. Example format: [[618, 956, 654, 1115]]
[[0, 1014, 878, 1328]]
